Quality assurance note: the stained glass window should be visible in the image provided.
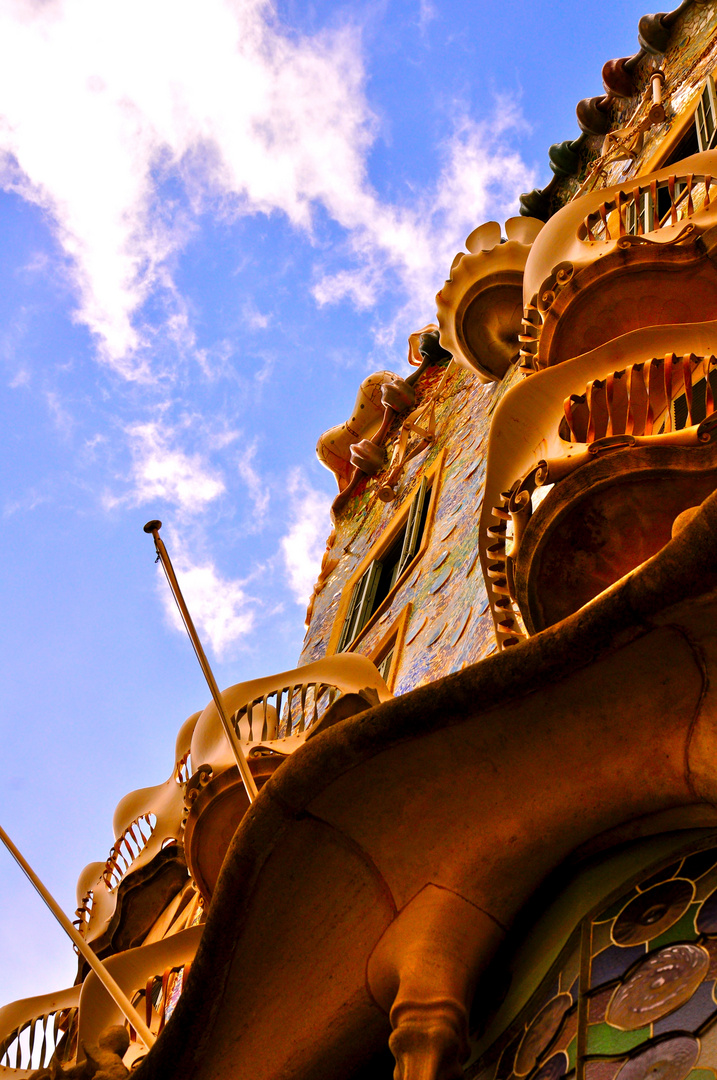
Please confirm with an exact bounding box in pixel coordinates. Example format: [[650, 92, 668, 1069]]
[[467, 839, 717, 1080]]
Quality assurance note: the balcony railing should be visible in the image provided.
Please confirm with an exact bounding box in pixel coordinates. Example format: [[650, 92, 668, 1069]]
[[0, 986, 79, 1073], [579, 172, 711, 242], [0, 928, 202, 1075], [479, 322, 717, 650], [561, 352, 717, 443], [190, 653, 394, 775], [103, 812, 158, 890], [519, 150, 717, 372], [72, 710, 200, 944]]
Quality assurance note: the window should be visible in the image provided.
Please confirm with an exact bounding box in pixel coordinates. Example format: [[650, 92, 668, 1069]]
[[672, 368, 717, 430], [696, 76, 717, 152], [376, 646, 394, 682], [626, 191, 655, 235], [336, 478, 433, 652], [368, 604, 413, 691]]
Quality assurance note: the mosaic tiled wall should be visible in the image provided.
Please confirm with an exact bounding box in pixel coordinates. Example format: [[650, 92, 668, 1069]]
[[299, 358, 518, 693], [560, 3, 717, 204], [467, 837, 717, 1080]]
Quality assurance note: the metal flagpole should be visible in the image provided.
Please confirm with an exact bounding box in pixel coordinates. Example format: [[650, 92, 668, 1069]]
[[0, 825, 156, 1051], [143, 520, 259, 803]]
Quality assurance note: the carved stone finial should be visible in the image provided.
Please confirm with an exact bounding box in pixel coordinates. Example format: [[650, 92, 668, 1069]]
[[602, 56, 638, 98], [638, 12, 671, 54], [576, 95, 612, 135]]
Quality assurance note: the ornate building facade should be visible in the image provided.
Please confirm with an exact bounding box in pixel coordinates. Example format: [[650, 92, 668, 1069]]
[[4, 4, 717, 1079]]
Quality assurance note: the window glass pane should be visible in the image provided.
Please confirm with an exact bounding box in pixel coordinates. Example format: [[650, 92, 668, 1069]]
[[377, 646, 394, 682]]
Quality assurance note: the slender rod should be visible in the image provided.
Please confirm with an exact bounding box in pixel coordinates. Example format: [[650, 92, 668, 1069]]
[[0, 825, 156, 1051], [143, 520, 259, 803]]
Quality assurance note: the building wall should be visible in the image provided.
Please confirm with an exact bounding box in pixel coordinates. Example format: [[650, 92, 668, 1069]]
[[300, 360, 516, 694]]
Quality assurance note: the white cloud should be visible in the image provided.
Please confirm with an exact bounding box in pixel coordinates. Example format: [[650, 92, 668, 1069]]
[[9, 369, 30, 388], [0, 0, 535, 376], [160, 542, 255, 658], [313, 108, 537, 339], [237, 442, 270, 531], [107, 419, 227, 513], [280, 470, 332, 606]]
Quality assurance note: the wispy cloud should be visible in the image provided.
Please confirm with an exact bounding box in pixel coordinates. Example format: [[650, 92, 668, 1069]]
[[280, 469, 333, 606], [159, 545, 255, 659], [237, 441, 271, 532], [313, 107, 536, 341], [105, 419, 228, 513], [0, 0, 534, 376]]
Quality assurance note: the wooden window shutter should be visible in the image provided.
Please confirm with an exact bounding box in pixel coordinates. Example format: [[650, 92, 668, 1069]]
[[337, 560, 382, 651], [696, 77, 717, 151], [395, 477, 429, 582]]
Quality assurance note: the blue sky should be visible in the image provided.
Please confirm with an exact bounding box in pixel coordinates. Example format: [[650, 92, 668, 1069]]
[[0, 0, 653, 1002]]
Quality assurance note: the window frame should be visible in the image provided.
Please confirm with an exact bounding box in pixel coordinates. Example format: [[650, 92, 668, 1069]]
[[696, 75, 717, 152], [329, 450, 445, 655], [640, 78, 715, 173], [369, 604, 413, 692]]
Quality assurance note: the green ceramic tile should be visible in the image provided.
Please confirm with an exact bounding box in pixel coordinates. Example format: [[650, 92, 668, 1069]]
[[586, 1024, 651, 1056], [649, 906, 700, 949]]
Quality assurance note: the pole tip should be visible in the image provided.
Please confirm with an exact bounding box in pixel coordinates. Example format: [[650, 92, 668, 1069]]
[[143, 519, 162, 534]]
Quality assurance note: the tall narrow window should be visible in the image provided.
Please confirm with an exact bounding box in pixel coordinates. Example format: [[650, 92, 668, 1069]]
[[337, 478, 431, 652], [626, 191, 655, 235], [696, 76, 717, 152]]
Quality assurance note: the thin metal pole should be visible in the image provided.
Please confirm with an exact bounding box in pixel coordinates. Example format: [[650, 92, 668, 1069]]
[[143, 520, 258, 803], [0, 825, 156, 1051]]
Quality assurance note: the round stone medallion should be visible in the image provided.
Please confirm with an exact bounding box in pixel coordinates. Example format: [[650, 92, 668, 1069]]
[[615, 1037, 699, 1080], [514, 994, 572, 1076], [613, 880, 694, 946], [606, 944, 709, 1029]]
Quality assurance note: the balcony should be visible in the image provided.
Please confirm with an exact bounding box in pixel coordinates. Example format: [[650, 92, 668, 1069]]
[[73, 710, 199, 951], [520, 151, 717, 372], [436, 216, 543, 381], [184, 653, 392, 900], [0, 928, 201, 1075], [479, 320, 717, 645]]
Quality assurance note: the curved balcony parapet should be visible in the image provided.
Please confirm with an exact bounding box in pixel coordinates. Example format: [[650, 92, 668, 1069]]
[[76, 926, 202, 1070], [190, 653, 393, 776], [74, 717, 197, 944], [173, 711, 200, 786], [479, 319, 717, 649], [184, 655, 392, 902], [0, 985, 79, 1076], [520, 152, 717, 372], [0, 928, 203, 1075], [436, 216, 543, 382]]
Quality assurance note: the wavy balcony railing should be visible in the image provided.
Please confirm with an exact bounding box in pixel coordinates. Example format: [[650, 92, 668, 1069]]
[[561, 351, 717, 443], [76, 926, 201, 1069], [103, 811, 158, 890], [0, 928, 202, 1075], [479, 320, 717, 648], [0, 986, 79, 1075], [519, 151, 717, 372], [185, 654, 393, 901], [190, 653, 393, 773], [74, 710, 200, 946], [579, 172, 711, 242]]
